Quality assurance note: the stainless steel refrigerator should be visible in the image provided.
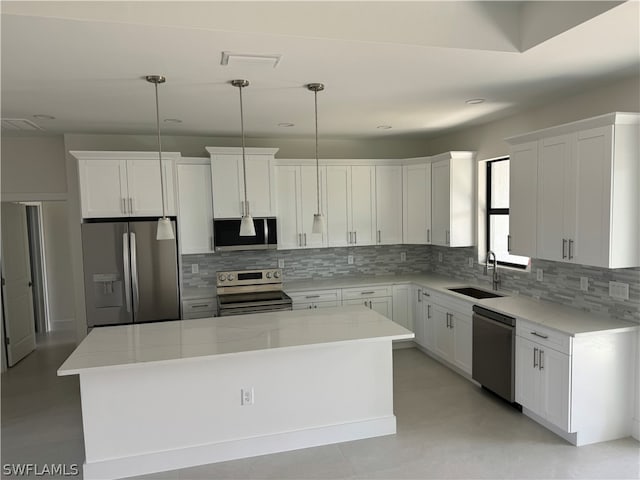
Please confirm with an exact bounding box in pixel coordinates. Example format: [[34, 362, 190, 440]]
[[81, 220, 179, 327]]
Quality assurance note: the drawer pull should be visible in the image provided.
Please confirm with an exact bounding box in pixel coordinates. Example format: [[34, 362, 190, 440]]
[[533, 347, 538, 368], [361, 291, 375, 295], [531, 331, 549, 339], [190, 304, 211, 309], [422, 291, 430, 297], [305, 295, 321, 299]]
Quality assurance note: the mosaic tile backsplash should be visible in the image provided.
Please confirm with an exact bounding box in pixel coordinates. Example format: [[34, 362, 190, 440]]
[[183, 245, 640, 323]]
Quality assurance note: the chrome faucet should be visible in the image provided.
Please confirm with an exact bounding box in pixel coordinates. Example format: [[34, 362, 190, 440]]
[[484, 250, 501, 291]]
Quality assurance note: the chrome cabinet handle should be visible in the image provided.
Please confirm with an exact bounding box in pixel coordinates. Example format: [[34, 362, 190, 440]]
[[539, 349, 544, 370], [305, 295, 320, 299], [298, 233, 302, 247], [427, 304, 431, 319], [191, 304, 211, 309], [129, 197, 134, 214], [568, 239, 574, 260], [427, 228, 430, 243], [210, 236, 214, 251], [445, 313, 450, 328], [562, 238, 567, 259], [507, 234, 511, 252], [417, 289, 422, 303], [446, 230, 450, 245], [349, 231, 353, 244], [422, 290, 430, 297], [531, 331, 549, 339], [533, 347, 538, 368], [377, 230, 381, 243], [314, 304, 318, 309], [121, 198, 127, 214], [361, 291, 375, 295], [354, 231, 357, 244], [304, 233, 307, 246]]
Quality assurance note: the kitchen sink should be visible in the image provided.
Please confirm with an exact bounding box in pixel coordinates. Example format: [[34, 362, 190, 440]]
[[447, 287, 503, 299]]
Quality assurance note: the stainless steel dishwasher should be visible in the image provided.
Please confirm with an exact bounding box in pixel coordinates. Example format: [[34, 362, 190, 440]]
[[472, 305, 517, 403]]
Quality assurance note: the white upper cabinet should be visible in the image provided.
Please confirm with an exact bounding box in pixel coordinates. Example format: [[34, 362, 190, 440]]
[[430, 152, 475, 247], [275, 164, 327, 249], [72, 151, 179, 219], [403, 162, 432, 244], [508, 141, 538, 257], [325, 165, 375, 247], [507, 112, 639, 268], [176, 159, 214, 254], [375, 165, 403, 245], [207, 147, 278, 219]]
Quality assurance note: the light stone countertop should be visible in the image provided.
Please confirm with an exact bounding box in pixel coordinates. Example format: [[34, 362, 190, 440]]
[[285, 273, 638, 337], [58, 307, 413, 376]]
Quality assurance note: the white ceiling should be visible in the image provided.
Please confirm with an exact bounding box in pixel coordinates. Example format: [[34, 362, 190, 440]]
[[1, 1, 638, 140]]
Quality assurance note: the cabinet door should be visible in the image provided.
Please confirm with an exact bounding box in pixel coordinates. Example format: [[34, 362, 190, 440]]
[[350, 166, 376, 246], [78, 159, 128, 218], [392, 285, 411, 330], [211, 155, 241, 218], [325, 166, 351, 247], [430, 303, 453, 361], [539, 347, 571, 431], [403, 164, 431, 244], [177, 164, 214, 254], [127, 159, 176, 216], [275, 166, 302, 250], [515, 336, 540, 413], [573, 126, 613, 267], [431, 159, 451, 246], [245, 154, 274, 217], [375, 165, 403, 245], [370, 297, 392, 319], [300, 165, 327, 248], [537, 135, 572, 262], [509, 141, 538, 257], [451, 313, 472, 375]]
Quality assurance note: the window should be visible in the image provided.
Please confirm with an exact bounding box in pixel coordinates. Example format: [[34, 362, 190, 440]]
[[486, 158, 529, 269]]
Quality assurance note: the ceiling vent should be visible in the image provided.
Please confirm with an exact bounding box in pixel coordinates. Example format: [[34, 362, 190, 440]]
[[1, 118, 44, 131], [221, 51, 282, 68]]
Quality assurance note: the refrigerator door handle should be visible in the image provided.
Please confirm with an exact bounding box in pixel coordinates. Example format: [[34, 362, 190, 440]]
[[123, 233, 132, 313], [130, 232, 140, 313]]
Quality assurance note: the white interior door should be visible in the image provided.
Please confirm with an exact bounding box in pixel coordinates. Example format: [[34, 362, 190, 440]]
[[1, 202, 36, 366]]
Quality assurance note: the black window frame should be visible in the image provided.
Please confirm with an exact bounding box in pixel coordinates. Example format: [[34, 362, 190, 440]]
[[486, 157, 527, 270]]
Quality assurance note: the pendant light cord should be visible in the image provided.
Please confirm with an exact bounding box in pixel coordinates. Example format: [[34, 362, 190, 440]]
[[314, 89, 320, 216], [239, 84, 249, 216], [153, 81, 167, 219]]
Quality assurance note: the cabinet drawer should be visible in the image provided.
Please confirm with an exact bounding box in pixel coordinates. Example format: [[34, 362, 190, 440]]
[[293, 300, 340, 310], [288, 289, 341, 303], [341, 285, 392, 300], [182, 298, 216, 318], [516, 319, 571, 355]]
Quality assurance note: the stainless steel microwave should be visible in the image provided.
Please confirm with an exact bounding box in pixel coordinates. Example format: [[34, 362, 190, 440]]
[[213, 218, 278, 251]]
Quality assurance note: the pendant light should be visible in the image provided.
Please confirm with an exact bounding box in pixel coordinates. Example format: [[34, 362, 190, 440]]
[[232, 79, 256, 236], [145, 75, 174, 240], [307, 83, 325, 234]]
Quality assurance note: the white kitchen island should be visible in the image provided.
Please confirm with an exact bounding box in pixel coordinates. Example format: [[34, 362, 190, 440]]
[[58, 307, 414, 480]]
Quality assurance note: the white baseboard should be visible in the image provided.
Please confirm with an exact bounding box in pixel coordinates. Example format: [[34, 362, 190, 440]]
[[83, 416, 396, 480]]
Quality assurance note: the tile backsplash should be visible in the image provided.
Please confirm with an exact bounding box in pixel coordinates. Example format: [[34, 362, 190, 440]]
[[183, 245, 639, 323]]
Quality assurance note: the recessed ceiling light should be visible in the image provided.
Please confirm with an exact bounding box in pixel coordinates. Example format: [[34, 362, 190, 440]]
[[377, 125, 392, 130], [164, 118, 182, 124], [465, 98, 485, 105], [278, 122, 295, 127], [33, 114, 56, 120]]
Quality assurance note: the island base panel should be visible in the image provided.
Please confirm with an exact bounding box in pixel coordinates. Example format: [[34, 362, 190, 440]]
[[79, 341, 397, 480]]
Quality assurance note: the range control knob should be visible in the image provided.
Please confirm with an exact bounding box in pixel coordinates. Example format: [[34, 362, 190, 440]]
[[274, 271, 281, 279], [218, 274, 226, 282], [227, 273, 235, 281], [266, 272, 272, 279]]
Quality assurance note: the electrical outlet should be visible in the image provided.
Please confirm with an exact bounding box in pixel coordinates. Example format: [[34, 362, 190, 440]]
[[468, 257, 474, 268], [609, 281, 629, 300], [191, 264, 199, 274], [438, 252, 443, 263], [536, 268, 543, 282], [400, 252, 406, 262], [580, 277, 589, 292], [241, 388, 254, 406], [348, 255, 354, 265], [278, 259, 285, 268]]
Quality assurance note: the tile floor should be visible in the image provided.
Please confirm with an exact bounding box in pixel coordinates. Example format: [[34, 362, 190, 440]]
[[1, 334, 638, 479]]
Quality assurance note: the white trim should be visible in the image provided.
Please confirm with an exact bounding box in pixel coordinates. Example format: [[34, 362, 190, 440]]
[[205, 146, 279, 156], [34, 203, 52, 332], [1, 193, 67, 202], [82, 416, 396, 480], [69, 151, 181, 161]]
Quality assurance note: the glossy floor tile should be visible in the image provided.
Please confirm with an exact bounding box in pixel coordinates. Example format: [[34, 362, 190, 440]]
[[2, 337, 638, 479]]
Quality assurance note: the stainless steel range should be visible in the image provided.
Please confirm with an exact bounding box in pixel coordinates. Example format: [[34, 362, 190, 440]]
[[216, 268, 292, 316]]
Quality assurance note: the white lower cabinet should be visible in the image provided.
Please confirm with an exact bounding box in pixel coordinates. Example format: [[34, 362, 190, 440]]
[[516, 336, 571, 431], [289, 289, 341, 310], [392, 285, 413, 331], [182, 298, 216, 320], [342, 286, 393, 319]]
